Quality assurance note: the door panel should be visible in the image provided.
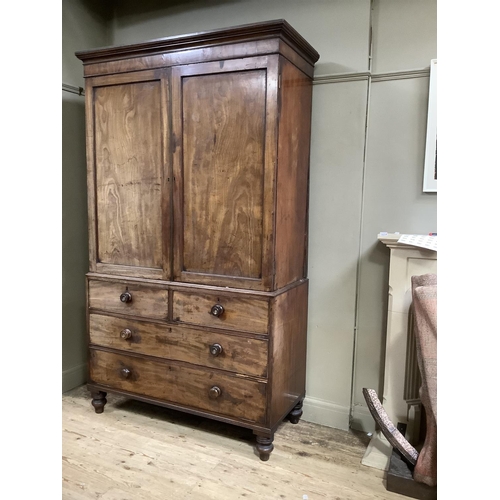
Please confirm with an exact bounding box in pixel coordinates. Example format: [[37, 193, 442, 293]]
[[87, 70, 170, 279], [172, 57, 278, 290], [182, 70, 265, 278]]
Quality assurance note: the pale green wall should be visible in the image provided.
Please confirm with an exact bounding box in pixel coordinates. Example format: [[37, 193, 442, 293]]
[[350, 0, 437, 431], [62, 0, 437, 432], [63, 0, 112, 87], [371, 0, 437, 73], [62, 0, 111, 392]]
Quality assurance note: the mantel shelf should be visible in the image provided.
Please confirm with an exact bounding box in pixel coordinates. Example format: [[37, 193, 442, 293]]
[[378, 233, 437, 252]]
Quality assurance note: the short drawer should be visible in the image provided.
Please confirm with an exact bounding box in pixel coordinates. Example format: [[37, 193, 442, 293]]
[[89, 349, 267, 424], [88, 280, 168, 319], [89, 314, 268, 377], [172, 290, 269, 334]]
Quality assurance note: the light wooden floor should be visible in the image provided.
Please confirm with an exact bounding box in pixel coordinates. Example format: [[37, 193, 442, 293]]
[[63, 385, 408, 499]]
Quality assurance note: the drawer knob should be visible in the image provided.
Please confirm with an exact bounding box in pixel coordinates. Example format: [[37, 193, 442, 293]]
[[209, 343, 223, 357], [120, 368, 131, 379], [120, 291, 132, 303], [210, 304, 224, 317], [209, 386, 221, 399], [120, 328, 132, 340]]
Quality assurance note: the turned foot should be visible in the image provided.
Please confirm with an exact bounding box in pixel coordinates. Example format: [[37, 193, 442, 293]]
[[255, 435, 274, 461], [287, 399, 303, 424], [91, 391, 107, 414]]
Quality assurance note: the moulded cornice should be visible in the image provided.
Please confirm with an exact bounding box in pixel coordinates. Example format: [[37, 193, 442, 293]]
[[75, 19, 320, 66], [378, 233, 404, 248]]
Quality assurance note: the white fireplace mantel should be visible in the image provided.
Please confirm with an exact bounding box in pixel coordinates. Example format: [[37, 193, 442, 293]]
[[361, 233, 437, 470]]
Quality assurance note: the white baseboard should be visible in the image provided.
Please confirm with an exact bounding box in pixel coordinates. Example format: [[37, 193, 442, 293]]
[[62, 363, 87, 393], [349, 404, 376, 433], [302, 396, 350, 431]]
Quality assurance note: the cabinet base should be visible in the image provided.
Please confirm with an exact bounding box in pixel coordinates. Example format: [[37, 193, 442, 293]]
[[87, 385, 305, 461]]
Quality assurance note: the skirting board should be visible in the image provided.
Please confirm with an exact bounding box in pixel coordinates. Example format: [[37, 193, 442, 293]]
[[62, 363, 87, 393], [302, 396, 350, 431]]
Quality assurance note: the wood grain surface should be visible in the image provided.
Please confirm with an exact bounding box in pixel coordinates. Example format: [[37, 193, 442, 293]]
[[269, 280, 308, 424], [181, 70, 266, 279], [77, 21, 319, 464], [89, 314, 268, 377], [63, 385, 408, 500], [94, 79, 163, 269], [170, 57, 279, 291], [172, 290, 269, 334], [274, 58, 313, 289], [82, 41, 280, 78], [89, 349, 267, 423], [88, 280, 168, 319]]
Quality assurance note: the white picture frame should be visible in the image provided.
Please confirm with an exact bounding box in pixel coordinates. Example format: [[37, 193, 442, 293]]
[[423, 59, 437, 193]]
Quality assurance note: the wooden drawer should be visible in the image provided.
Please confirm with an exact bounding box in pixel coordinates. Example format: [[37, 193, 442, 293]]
[[88, 280, 168, 319], [172, 290, 269, 334], [89, 314, 268, 377], [89, 349, 267, 424]]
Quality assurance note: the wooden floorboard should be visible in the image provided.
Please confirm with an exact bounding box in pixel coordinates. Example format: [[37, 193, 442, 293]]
[[62, 385, 409, 499]]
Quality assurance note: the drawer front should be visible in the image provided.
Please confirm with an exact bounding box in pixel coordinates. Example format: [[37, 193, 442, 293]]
[[89, 314, 268, 377], [88, 280, 168, 319], [89, 349, 267, 424], [172, 290, 269, 334]]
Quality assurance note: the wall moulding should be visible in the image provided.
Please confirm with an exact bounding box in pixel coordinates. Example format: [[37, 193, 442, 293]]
[[313, 72, 371, 85], [313, 67, 430, 85], [371, 68, 430, 83], [62, 82, 85, 96]]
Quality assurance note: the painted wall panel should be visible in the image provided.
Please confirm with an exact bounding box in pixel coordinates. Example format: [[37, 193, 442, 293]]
[[351, 76, 437, 430], [62, 91, 89, 392], [62, 0, 110, 87], [62, 0, 111, 392], [371, 0, 437, 73], [306, 80, 367, 428]]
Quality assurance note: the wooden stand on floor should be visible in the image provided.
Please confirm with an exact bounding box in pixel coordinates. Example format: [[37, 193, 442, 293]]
[[386, 424, 437, 500]]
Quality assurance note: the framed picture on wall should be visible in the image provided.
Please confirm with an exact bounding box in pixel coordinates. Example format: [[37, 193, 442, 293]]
[[423, 59, 437, 193]]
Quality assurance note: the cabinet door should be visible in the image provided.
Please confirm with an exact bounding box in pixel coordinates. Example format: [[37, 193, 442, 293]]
[[171, 56, 278, 291], [85, 70, 171, 280]]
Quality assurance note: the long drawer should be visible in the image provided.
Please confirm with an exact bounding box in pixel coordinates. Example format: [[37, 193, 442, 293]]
[[89, 349, 267, 424], [172, 289, 269, 334], [89, 314, 268, 377], [88, 280, 168, 319]]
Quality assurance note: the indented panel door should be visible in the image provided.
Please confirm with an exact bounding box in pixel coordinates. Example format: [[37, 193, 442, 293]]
[[172, 56, 278, 291], [86, 70, 170, 280]]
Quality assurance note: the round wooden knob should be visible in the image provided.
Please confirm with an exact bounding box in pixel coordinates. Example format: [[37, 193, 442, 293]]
[[210, 304, 224, 317], [209, 343, 223, 357], [209, 386, 221, 399], [120, 368, 131, 379], [120, 328, 132, 340], [120, 291, 132, 303]]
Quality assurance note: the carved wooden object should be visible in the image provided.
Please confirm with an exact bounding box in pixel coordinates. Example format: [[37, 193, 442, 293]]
[[76, 19, 319, 460]]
